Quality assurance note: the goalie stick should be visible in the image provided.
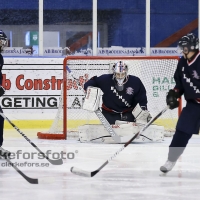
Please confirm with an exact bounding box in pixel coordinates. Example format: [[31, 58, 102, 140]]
[[71, 105, 169, 177], [66, 66, 154, 143], [0, 112, 63, 165]]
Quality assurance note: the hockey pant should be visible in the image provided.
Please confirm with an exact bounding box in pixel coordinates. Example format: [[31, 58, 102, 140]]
[[102, 109, 135, 124]]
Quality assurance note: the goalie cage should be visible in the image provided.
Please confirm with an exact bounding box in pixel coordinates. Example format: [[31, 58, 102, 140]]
[[37, 56, 182, 140]]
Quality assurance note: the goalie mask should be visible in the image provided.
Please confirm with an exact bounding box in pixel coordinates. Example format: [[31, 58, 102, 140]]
[[112, 61, 128, 91], [0, 30, 8, 52], [177, 33, 199, 55]]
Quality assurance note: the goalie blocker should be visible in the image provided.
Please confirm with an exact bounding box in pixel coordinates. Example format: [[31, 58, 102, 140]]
[[132, 103, 152, 123]]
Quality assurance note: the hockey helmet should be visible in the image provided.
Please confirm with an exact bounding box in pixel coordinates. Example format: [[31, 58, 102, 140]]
[[112, 61, 128, 91], [178, 33, 199, 54], [0, 30, 8, 51]]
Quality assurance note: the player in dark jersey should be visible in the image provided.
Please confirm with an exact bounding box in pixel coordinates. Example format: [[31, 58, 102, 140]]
[[0, 30, 10, 157], [84, 61, 152, 125], [160, 33, 200, 173]]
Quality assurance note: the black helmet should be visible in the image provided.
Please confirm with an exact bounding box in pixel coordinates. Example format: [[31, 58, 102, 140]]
[[178, 33, 199, 54], [0, 30, 8, 52]]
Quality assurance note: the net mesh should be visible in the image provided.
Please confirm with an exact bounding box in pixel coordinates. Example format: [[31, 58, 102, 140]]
[[38, 56, 180, 139]]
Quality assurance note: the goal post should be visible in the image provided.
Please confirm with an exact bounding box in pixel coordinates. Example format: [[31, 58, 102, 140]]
[[37, 56, 181, 140]]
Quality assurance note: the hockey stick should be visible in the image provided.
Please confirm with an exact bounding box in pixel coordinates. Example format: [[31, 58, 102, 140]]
[[2, 156, 38, 184], [2, 156, 55, 184], [71, 105, 169, 177], [0, 112, 63, 165], [66, 65, 122, 143]]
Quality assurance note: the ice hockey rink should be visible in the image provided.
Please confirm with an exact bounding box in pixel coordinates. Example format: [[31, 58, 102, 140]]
[[0, 130, 200, 200]]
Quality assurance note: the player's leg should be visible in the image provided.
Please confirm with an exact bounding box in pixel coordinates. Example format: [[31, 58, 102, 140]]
[[0, 107, 4, 147], [160, 130, 192, 173], [0, 107, 10, 158], [102, 109, 121, 124], [102, 109, 136, 124], [121, 111, 136, 122], [160, 101, 200, 173]]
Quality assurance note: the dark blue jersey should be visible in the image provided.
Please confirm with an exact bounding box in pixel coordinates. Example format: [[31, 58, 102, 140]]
[[84, 74, 147, 112], [174, 52, 200, 101]]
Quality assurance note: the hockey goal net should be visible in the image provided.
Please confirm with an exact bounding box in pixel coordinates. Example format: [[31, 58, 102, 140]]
[[37, 56, 181, 140]]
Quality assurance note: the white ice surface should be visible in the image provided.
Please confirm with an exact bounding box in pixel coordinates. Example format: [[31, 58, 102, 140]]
[[1, 131, 200, 200]]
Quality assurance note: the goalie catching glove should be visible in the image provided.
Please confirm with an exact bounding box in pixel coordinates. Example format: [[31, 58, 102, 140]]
[[132, 104, 152, 124], [83, 86, 101, 112]]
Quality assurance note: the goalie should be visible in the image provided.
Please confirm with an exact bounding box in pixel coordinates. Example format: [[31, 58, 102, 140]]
[[79, 61, 164, 143]]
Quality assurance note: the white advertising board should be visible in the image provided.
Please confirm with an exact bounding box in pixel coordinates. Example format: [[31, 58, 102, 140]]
[[2, 58, 63, 121]]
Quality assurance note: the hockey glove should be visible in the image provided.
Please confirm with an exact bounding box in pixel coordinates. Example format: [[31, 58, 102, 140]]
[[166, 89, 179, 110], [82, 86, 101, 112], [132, 104, 152, 124], [0, 86, 5, 97]]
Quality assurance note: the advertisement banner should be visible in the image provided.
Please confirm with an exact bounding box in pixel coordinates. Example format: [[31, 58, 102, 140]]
[[2, 58, 63, 122], [1, 47, 182, 57]]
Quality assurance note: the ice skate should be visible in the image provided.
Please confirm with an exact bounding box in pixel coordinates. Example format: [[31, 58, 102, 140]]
[[160, 160, 176, 173]]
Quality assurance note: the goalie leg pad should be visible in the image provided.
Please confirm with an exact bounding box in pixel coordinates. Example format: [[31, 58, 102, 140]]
[[83, 86, 101, 112], [137, 124, 164, 142], [78, 123, 140, 144], [78, 123, 164, 143], [78, 124, 115, 143], [115, 121, 164, 142]]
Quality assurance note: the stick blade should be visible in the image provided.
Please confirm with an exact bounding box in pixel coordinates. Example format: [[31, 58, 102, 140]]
[[26, 177, 55, 184], [70, 167, 92, 177], [26, 177, 38, 184], [47, 158, 63, 165]]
